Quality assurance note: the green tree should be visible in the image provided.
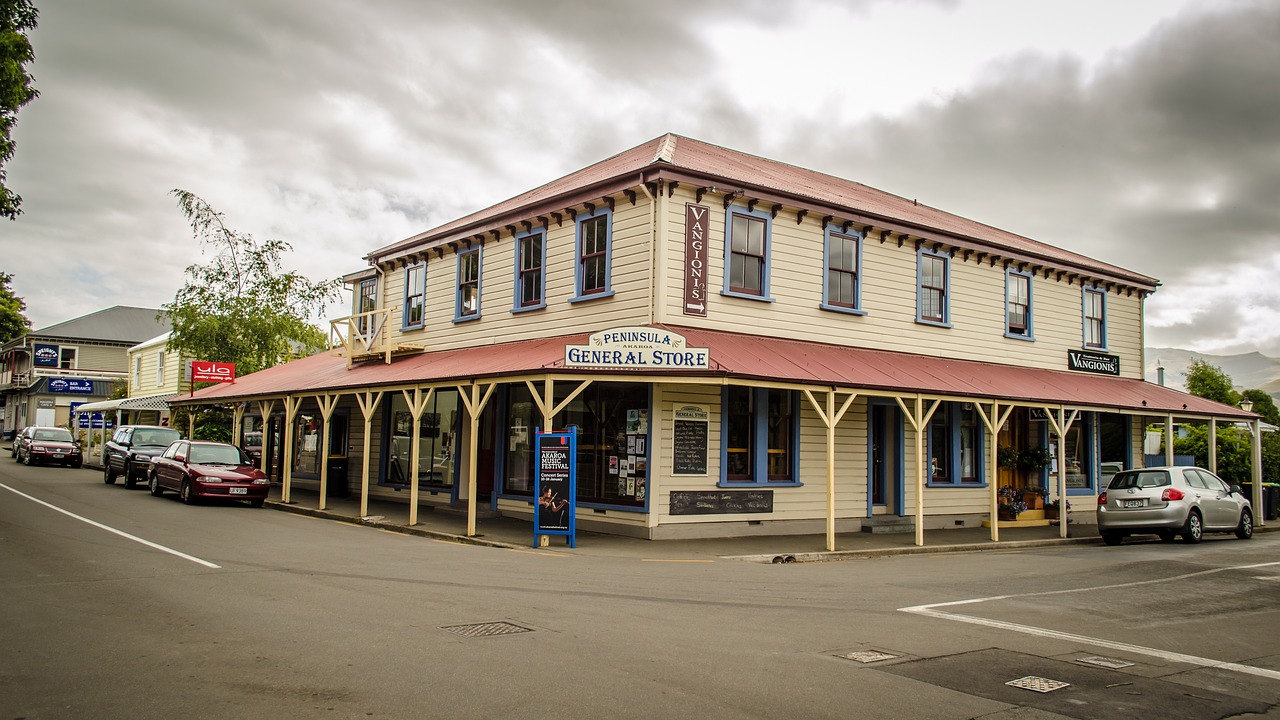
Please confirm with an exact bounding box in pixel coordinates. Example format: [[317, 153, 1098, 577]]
[[1172, 424, 1253, 485], [163, 189, 341, 379], [0, 270, 30, 341], [1, 0, 39, 220], [1184, 359, 1239, 406], [1240, 389, 1280, 427]]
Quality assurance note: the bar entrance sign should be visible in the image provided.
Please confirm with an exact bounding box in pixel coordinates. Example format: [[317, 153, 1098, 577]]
[[534, 427, 577, 548]]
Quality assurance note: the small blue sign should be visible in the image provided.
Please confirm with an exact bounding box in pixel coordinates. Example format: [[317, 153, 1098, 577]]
[[33, 343, 60, 367], [534, 426, 577, 548], [48, 378, 94, 394]]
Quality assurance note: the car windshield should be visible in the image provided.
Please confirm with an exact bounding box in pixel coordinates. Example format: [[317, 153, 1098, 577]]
[[1108, 470, 1170, 490], [188, 445, 246, 465], [133, 429, 181, 446], [33, 428, 73, 442]]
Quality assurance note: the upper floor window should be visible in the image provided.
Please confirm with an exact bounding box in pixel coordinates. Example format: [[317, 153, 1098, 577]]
[[572, 208, 613, 301], [59, 347, 77, 370], [721, 386, 799, 486], [514, 229, 546, 312], [928, 402, 983, 486], [155, 350, 165, 386], [917, 249, 950, 326], [133, 356, 141, 390], [1005, 269, 1033, 339], [822, 228, 864, 314], [455, 248, 481, 322], [1083, 287, 1106, 349], [722, 207, 773, 301], [403, 264, 425, 329], [356, 277, 377, 335]]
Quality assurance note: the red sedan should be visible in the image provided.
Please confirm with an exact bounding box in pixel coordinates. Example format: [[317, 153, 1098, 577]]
[[147, 440, 269, 507]]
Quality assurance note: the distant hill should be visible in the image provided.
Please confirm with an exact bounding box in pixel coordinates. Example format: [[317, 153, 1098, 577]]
[[1145, 348, 1280, 401]]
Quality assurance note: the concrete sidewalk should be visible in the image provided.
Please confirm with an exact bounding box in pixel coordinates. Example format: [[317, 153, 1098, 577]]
[[265, 486, 1109, 563]]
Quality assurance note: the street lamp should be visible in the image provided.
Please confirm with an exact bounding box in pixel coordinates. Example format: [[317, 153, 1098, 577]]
[[1240, 398, 1254, 413]]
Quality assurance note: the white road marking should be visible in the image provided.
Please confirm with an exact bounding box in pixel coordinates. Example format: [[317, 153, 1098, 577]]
[[900, 560, 1280, 682], [0, 482, 221, 569]]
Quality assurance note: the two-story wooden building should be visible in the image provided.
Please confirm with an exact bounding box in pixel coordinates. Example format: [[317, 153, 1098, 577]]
[[176, 134, 1259, 547]]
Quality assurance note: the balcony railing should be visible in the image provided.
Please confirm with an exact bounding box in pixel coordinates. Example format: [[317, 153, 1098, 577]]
[[330, 308, 426, 366]]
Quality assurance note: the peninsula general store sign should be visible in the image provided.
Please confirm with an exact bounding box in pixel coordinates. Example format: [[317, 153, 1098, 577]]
[[565, 327, 710, 370]]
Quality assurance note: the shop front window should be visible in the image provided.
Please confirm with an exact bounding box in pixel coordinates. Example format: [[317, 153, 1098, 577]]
[[928, 402, 984, 485], [293, 413, 322, 475], [504, 385, 539, 495], [382, 390, 460, 488], [1054, 414, 1094, 492], [721, 386, 798, 485], [1097, 413, 1129, 487]]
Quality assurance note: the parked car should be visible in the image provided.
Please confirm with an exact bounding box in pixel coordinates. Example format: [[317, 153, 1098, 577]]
[[15, 426, 82, 468], [243, 431, 263, 464], [147, 440, 269, 507], [1097, 466, 1253, 545], [11, 426, 32, 458], [103, 425, 182, 488]]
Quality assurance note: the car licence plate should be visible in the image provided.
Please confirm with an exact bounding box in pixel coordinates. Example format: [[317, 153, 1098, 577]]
[[51, 453, 64, 458], [1123, 499, 1143, 508], [229, 487, 248, 495]]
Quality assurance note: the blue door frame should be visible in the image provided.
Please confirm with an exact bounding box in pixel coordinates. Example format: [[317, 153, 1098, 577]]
[[867, 400, 905, 517]]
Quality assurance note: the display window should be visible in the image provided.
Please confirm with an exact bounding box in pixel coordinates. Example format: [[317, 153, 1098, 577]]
[[381, 390, 459, 488]]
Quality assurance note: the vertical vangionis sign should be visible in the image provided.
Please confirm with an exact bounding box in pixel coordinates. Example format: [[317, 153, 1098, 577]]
[[684, 203, 709, 316], [534, 427, 577, 548]]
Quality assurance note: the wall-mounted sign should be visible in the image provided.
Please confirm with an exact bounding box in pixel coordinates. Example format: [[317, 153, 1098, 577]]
[[565, 327, 710, 370], [37, 398, 55, 409], [1067, 349, 1120, 376], [670, 490, 774, 516], [47, 378, 94, 394], [684, 203, 709, 317], [33, 343, 59, 367], [672, 404, 709, 475], [191, 361, 236, 383]]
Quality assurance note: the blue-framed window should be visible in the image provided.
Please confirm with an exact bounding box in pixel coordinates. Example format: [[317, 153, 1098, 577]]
[[356, 277, 377, 335], [821, 227, 865, 315], [1005, 268, 1034, 340], [917, 248, 950, 327], [454, 248, 481, 323], [402, 263, 425, 330], [1060, 412, 1095, 495], [1082, 286, 1106, 349], [721, 386, 800, 486], [513, 228, 546, 313], [927, 402, 984, 486], [722, 206, 774, 301], [571, 207, 614, 302]]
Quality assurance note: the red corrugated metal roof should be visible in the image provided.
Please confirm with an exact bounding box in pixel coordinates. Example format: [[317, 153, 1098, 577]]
[[180, 326, 1249, 420]]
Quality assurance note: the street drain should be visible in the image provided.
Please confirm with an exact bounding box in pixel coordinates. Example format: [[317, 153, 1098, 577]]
[[440, 622, 533, 638], [838, 650, 900, 664], [1076, 655, 1135, 669], [1006, 676, 1070, 693]]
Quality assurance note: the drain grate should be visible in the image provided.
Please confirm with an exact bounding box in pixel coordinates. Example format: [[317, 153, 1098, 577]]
[[440, 622, 533, 638], [838, 650, 900, 664], [1006, 676, 1070, 693], [1076, 655, 1134, 669]]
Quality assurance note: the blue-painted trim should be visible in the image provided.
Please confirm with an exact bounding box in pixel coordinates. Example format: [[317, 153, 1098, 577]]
[[718, 386, 800, 486], [822, 226, 864, 313], [721, 204, 775, 302], [453, 246, 482, 323], [1003, 267, 1035, 341], [512, 227, 548, 313], [401, 263, 426, 330], [1065, 412, 1096, 496], [867, 400, 906, 516], [916, 247, 951, 327], [924, 401, 987, 487], [571, 205, 613, 301], [1081, 285, 1108, 350]]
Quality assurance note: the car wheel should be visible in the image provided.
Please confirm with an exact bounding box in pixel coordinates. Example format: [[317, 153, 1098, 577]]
[[180, 480, 196, 505], [1157, 529, 1177, 543], [103, 462, 117, 485], [250, 498, 265, 508], [149, 474, 164, 497], [1101, 531, 1123, 546], [1182, 510, 1203, 544], [123, 470, 137, 489], [23, 451, 34, 466], [1235, 509, 1253, 540]]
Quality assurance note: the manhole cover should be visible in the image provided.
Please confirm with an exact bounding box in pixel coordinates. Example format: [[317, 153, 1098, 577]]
[[1076, 656, 1135, 669], [440, 622, 533, 638], [1006, 676, 1070, 693], [838, 650, 900, 664]]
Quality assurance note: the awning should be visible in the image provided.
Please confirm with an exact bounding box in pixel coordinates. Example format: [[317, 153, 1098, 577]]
[[72, 393, 178, 414], [175, 324, 1255, 421]]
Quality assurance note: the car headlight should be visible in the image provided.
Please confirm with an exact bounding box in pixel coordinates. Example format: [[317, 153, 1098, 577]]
[[252, 477, 268, 485], [131, 454, 151, 463]]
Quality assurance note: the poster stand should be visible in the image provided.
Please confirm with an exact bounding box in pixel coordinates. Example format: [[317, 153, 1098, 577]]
[[534, 426, 577, 548]]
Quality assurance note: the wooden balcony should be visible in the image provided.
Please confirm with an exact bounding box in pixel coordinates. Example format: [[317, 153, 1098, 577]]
[[329, 309, 425, 366]]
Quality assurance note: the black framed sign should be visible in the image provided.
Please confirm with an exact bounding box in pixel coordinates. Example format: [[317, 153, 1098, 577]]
[[1067, 349, 1120, 376], [534, 428, 577, 547]]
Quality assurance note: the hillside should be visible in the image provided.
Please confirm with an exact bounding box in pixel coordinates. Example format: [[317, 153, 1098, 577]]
[[1145, 348, 1280, 401]]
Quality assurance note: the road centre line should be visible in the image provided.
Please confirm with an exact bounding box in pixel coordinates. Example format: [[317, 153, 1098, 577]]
[[0, 482, 221, 569], [899, 560, 1280, 682]]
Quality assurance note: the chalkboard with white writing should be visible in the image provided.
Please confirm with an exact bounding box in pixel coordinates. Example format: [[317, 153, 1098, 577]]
[[669, 490, 773, 516], [672, 419, 708, 475]]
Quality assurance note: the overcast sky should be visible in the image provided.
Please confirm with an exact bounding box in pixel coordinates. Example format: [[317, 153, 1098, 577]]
[[5, 0, 1279, 356]]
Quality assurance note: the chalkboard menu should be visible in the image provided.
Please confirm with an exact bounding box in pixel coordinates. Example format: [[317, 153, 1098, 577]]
[[673, 419, 708, 475], [670, 490, 773, 516]]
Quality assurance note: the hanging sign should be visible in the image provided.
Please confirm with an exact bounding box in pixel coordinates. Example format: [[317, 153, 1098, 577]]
[[534, 427, 577, 548], [191, 361, 236, 383], [565, 327, 709, 370], [47, 378, 94, 394], [1067, 350, 1120, 376], [684, 203, 709, 317], [33, 343, 60, 367]]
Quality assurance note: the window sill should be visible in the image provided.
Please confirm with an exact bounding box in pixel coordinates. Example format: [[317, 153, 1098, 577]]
[[926, 481, 989, 488], [400, 324, 424, 332], [452, 314, 482, 324], [717, 480, 803, 488], [915, 318, 952, 329], [720, 290, 775, 303], [820, 303, 867, 316], [568, 289, 615, 304], [1004, 331, 1035, 341], [1082, 344, 1109, 352], [510, 303, 547, 314]]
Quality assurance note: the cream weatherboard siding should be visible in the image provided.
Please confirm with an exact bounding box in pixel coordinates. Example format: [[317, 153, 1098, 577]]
[[128, 342, 189, 397]]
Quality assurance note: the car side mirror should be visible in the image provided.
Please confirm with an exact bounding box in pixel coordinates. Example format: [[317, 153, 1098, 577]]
[[1231, 485, 1244, 495]]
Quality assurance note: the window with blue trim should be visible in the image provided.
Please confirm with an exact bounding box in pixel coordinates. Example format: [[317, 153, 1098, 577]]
[[1058, 413, 1094, 493], [1083, 287, 1106, 348], [722, 386, 798, 485], [455, 248, 481, 322], [514, 229, 546, 312], [1005, 269, 1033, 339], [356, 277, 377, 335], [402, 263, 425, 329], [928, 402, 983, 485], [822, 228, 863, 313], [722, 207, 772, 300], [917, 249, 949, 325], [573, 208, 612, 300]]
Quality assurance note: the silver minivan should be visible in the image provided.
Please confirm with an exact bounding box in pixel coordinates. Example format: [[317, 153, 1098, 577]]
[[1097, 466, 1253, 545]]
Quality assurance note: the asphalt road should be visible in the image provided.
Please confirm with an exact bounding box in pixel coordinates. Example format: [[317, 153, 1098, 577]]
[[2, 459, 1278, 720]]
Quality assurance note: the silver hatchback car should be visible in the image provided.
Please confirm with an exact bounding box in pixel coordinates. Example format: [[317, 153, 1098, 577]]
[[1097, 466, 1253, 545]]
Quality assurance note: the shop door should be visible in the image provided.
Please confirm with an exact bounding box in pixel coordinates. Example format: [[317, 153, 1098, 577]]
[[475, 404, 496, 503], [869, 403, 903, 516], [327, 414, 350, 497], [266, 415, 285, 483]]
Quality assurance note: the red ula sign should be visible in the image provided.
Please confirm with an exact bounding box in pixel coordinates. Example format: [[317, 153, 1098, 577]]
[[191, 361, 236, 383]]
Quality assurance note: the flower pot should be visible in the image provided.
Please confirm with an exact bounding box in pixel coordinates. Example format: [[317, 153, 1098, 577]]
[[1044, 507, 1059, 520]]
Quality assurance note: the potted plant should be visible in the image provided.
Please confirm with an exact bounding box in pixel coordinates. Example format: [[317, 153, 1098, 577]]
[[1044, 498, 1071, 521], [1018, 446, 1052, 474], [997, 486, 1028, 520], [997, 446, 1020, 469], [1021, 486, 1045, 509]]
